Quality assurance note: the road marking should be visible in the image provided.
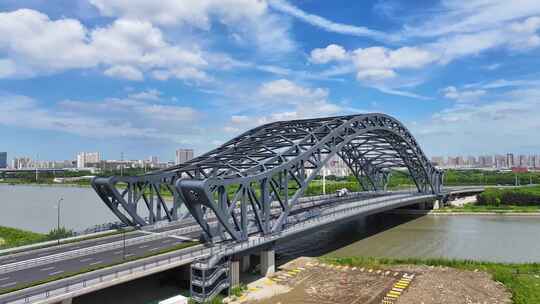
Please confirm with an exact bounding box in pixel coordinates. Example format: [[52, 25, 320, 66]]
[[89, 261, 103, 266], [125, 253, 135, 257], [139, 245, 149, 249], [40, 266, 55, 271], [49, 270, 64, 276], [0, 277, 10, 281], [149, 247, 161, 251], [161, 239, 173, 243], [80, 257, 93, 262], [113, 251, 123, 255], [0, 281, 16, 288]]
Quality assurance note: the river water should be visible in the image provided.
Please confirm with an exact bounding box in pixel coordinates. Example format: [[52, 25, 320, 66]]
[[277, 214, 540, 263], [0, 184, 116, 233]]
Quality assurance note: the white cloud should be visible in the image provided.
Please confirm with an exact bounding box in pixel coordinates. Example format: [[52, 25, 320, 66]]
[[258, 79, 328, 102], [415, 88, 540, 155], [404, 0, 540, 38], [0, 91, 199, 143], [89, 0, 295, 54], [465, 78, 540, 90], [267, 0, 394, 41], [225, 79, 344, 132], [441, 86, 486, 103], [104, 65, 144, 81], [0, 9, 97, 77], [309, 44, 348, 64], [0, 9, 213, 81]]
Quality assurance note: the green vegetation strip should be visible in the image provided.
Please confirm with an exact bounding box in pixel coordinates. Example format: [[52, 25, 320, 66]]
[[320, 256, 540, 304], [0, 241, 198, 295], [478, 186, 540, 206], [0, 226, 48, 249], [438, 204, 540, 213], [0, 226, 135, 256]]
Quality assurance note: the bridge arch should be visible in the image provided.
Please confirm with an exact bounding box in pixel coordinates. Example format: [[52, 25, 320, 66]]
[[92, 113, 442, 241]]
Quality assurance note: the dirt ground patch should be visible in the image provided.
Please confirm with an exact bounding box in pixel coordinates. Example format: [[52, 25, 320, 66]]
[[236, 257, 511, 304], [391, 264, 512, 304]]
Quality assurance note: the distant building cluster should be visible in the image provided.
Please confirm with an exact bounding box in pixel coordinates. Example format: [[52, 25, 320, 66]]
[[76, 152, 101, 168], [0, 152, 7, 169], [175, 149, 194, 165], [2, 148, 195, 172], [431, 153, 540, 170]]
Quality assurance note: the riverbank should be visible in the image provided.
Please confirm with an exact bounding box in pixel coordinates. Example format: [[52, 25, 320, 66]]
[[388, 209, 540, 216], [0, 181, 90, 188], [229, 256, 526, 304]]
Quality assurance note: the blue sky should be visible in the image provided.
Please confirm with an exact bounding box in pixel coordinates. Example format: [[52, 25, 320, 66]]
[[1, 0, 540, 161]]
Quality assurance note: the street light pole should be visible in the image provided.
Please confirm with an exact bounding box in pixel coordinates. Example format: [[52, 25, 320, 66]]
[[57, 197, 63, 245]]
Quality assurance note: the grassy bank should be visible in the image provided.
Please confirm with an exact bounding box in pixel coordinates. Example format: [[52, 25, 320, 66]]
[[0, 226, 48, 249], [439, 204, 540, 213], [321, 256, 540, 304]]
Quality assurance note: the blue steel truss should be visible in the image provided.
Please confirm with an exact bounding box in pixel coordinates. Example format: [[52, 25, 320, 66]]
[[92, 113, 443, 242]]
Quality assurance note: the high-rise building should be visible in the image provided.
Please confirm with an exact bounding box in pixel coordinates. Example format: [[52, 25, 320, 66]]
[[12, 157, 32, 169], [518, 154, 528, 168], [466, 156, 477, 167], [495, 155, 506, 169], [430, 156, 445, 166], [506, 153, 514, 168], [0, 152, 6, 168], [77, 152, 101, 168], [175, 149, 194, 165]]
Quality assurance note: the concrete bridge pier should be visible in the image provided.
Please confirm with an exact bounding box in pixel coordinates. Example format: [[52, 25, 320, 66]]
[[260, 249, 275, 277], [230, 254, 253, 287], [231, 259, 241, 287]]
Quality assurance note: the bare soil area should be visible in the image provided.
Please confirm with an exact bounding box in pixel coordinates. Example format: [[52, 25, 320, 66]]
[[237, 257, 511, 304]]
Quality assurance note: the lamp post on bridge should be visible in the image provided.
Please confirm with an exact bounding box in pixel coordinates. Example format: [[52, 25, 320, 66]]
[[56, 197, 63, 245]]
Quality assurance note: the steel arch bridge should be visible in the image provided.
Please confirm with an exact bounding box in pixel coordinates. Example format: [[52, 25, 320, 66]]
[[92, 113, 443, 242]]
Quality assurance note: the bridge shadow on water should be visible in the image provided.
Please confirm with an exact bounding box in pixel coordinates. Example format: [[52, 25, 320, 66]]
[[275, 212, 425, 265]]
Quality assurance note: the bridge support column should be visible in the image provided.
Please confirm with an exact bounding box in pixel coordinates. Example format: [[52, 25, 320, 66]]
[[260, 249, 275, 277], [241, 255, 251, 272], [433, 199, 441, 210], [55, 299, 72, 304], [230, 259, 240, 287]]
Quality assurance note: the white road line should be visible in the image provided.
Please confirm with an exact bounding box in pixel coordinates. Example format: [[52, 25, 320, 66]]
[[113, 251, 123, 255], [0, 277, 10, 281], [139, 245, 149, 249], [125, 253, 134, 257], [149, 247, 161, 251], [161, 239, 173, 243], [40, 266, 55, 271], [89, 261, 103, 266], [167, 235, 197, 242], [49, 270, 64, 276], [79, 257, 93, 263], [0, 281, 16, 288]]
